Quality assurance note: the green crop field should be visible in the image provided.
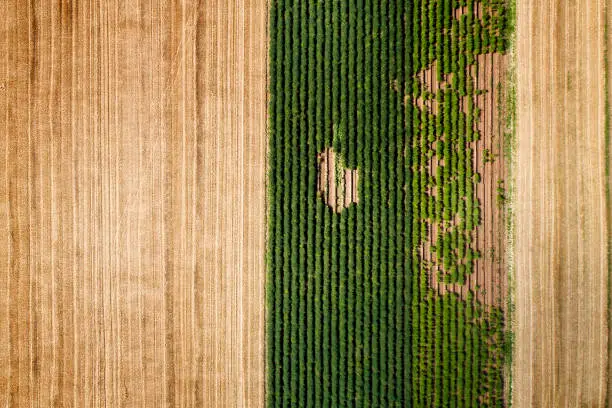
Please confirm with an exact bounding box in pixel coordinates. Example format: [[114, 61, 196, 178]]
[[266, 0, 512, 406]]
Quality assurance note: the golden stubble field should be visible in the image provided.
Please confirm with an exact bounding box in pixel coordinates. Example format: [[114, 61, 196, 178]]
[[0, 0, 267, 406], [514, 0, 610, 406]]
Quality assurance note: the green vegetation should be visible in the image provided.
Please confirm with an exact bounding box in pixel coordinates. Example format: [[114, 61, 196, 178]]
[[267, 0, 511, 406]]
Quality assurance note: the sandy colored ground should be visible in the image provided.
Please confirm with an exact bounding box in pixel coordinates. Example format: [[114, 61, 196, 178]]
[[316, 147, 359, 213], [0, 1, 267, 407], [608, 0, 612, 402], [514, 0, 609, 406]]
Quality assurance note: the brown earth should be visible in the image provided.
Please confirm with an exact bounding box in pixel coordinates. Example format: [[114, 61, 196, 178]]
[[514, 0, 609, 406], [608, 0, 612, 403], [420, 52, 509, 307], [0, 1, 267, 407], [317, 147, 359, 213]]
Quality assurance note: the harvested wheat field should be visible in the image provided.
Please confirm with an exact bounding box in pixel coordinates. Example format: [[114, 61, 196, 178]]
[[514, 0, 609, 406], [0, 0, 267, 406]]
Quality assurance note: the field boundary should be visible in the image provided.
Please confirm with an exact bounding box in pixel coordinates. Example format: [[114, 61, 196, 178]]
[[606, 0, 612, 405], [504, 0, 518, 404]]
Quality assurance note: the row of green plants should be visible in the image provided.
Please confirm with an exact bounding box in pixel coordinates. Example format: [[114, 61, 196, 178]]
[[267, 0, 510, 406], [410, 2, 508, 405], [410, 0, 509, 287]]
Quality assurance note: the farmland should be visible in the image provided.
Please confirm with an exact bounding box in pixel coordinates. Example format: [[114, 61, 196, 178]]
[[267, 0, 512, 406], [514, 0, 610, 406], [0, 1, 267, 406], [3, 0, 611, 407]]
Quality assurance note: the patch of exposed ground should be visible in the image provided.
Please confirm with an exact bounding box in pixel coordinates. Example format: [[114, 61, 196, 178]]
[[317, 147, 359, 213], [418, 51, 508, 307]]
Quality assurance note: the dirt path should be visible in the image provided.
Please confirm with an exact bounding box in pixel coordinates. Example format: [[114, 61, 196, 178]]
[[514, 0, 609, 405], [0, 1, 267, 407]]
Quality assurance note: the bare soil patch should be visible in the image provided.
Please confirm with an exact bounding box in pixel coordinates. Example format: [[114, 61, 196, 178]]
[[419, 52, 509, 307], [317, 147, 359, 213]]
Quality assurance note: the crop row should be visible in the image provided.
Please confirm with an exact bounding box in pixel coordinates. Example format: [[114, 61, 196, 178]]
[[267, 0, 510, 407]]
